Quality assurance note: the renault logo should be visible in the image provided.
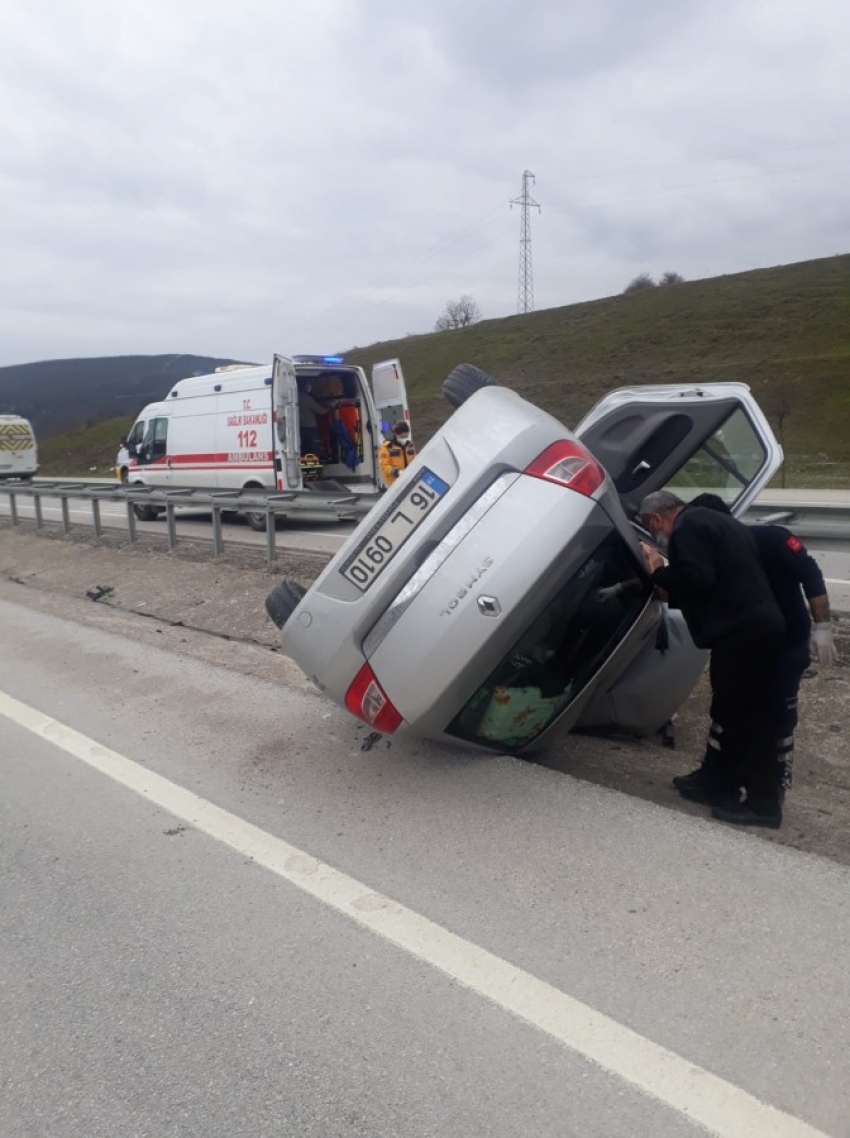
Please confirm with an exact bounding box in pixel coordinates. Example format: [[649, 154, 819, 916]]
[[477, 596, 501, 617]]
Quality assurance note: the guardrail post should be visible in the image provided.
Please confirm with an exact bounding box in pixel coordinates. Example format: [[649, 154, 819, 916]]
[[9, 491, 18, 526], [34, 493, 43, 529], [126, 501, 137, 542], [91, 498, 103, 538], [266, 508, 276, 566], [212, 505, 224, 557], [61, 497, 71, 534], [166, 503, 177, 550]]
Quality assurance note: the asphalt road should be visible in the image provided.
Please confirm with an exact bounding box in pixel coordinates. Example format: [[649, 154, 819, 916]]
[[1, 597, 849, 1137]]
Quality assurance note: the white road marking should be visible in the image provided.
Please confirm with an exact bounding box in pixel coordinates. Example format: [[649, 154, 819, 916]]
[[0, 689, 831, 1138]]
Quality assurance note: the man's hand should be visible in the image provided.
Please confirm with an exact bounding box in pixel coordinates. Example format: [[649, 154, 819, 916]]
[[639, 541, 665, 575], [811, 622, 839, 666]]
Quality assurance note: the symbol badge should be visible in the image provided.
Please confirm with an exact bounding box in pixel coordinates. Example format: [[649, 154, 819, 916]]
[[477, 596, 501, 617]]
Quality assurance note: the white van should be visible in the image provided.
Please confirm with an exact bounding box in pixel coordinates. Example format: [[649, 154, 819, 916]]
[[117, 354, 409, 525], [0, 415, 38, 481]]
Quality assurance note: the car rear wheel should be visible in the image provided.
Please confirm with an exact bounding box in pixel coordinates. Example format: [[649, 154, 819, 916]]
[[265, 579, 306, 630], [442, 363, 496, 409], [133, 503, 160, 521]]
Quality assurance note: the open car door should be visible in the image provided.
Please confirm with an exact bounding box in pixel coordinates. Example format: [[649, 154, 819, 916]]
[[273, 354, 302, 491], [574, 382, 783, 518], [371, 359, 410, 440]]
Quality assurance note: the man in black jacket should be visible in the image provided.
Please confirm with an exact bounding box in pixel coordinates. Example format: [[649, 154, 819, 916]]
[[638, 490, 786, 828], [676, 493, 837, 798]]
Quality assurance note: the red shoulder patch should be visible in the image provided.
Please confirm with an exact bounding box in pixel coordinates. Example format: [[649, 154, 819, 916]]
[[786, 535, 803, 554]]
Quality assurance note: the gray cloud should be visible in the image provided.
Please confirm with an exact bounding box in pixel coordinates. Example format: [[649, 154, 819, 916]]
[[0, 0, 848, 368]]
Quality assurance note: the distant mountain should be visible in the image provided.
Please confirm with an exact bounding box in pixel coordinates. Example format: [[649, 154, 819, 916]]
[[0, 353, 253, 438]]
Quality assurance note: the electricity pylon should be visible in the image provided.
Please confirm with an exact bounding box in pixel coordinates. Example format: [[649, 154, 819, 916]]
[[510, 170, 541, 314]]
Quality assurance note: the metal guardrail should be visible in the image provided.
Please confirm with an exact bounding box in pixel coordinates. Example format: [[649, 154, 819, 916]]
[[0, 480, 380, 566], [2, 480, 849, 564], [743, 502, 850, 544]]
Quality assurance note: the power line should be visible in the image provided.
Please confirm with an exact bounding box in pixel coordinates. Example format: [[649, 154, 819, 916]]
[[510, 170, 541, 314]]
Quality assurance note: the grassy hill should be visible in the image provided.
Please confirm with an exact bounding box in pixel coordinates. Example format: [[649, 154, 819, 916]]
[[37, 416, 136, 478], [28, 253, 850, 484], [344, 253, 850, 486]]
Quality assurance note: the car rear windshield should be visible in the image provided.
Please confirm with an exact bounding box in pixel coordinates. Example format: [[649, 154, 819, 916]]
[[447, 532, 651, 751], [665, 407, 768, 506]]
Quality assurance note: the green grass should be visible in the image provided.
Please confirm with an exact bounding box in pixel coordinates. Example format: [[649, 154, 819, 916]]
[[39, 416, 134, 478], [39, 253, 850, 485]]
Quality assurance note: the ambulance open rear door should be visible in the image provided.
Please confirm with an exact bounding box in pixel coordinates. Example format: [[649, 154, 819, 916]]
[[273, 354, 303, 491], [371, 359, 410, 441]]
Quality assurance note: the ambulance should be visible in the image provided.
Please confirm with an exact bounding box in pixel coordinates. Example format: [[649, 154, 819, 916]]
[[0, 415, 38, 481], [117, 354, 409, 525]]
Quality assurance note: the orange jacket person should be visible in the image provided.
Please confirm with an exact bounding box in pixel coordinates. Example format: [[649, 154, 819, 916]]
[[379, 420, 415, 487]]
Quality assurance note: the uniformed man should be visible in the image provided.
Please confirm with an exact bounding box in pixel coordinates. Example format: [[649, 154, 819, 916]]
[[379, 420, 415, 488], [298, 383, 328, 459], [639, 490, 786, 828], [673, 493, 838, 803]]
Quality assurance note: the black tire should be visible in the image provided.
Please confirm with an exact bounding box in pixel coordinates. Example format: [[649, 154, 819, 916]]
[[265, 579, 306, 630], [442, 363, 496, 409], [133, 503, 160, 522], [242, 483, 268, 531]]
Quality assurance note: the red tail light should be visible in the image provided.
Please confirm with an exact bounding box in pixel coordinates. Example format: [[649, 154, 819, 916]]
[[345, 664, 404, 734], [524, 440, 605, 497]]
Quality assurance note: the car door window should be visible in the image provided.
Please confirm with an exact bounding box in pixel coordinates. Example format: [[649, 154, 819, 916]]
[[448, 533, 651, 751], [665, 408, 767, 506]]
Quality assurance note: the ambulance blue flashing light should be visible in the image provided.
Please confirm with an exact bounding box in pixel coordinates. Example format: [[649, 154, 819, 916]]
[[292, 354, 345, 365]]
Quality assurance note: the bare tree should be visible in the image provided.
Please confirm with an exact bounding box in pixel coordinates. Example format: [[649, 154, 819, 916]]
[[434, 295, 482, 331], [624, 273, 656, 293], [658, 270, 685, 286]]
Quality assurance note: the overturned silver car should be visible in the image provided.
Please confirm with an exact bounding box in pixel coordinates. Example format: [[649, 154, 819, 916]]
[[266, 365, 782, 753]]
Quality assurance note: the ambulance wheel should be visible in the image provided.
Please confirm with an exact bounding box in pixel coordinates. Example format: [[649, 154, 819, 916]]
[[133, 503, 160, 522], [243, 483, 268, 531], [442, 363, 496, 409], [265, 580, 306, 630]]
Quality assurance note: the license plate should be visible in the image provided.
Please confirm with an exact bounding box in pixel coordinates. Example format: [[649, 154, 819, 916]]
[[341, 468, 449, 591]]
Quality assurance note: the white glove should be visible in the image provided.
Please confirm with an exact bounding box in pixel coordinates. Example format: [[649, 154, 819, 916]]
[[811, 622, 838, 667], [595, 584, 624, 603]]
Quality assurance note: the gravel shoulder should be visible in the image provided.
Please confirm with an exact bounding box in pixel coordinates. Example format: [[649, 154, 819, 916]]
[[2, 524, 849, 865]]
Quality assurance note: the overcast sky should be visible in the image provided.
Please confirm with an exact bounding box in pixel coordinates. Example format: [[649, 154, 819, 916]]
[[1, 0, 847, 367]]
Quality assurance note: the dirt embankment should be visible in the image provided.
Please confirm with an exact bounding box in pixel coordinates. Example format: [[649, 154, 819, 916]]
[[2, 525, 849, 865]]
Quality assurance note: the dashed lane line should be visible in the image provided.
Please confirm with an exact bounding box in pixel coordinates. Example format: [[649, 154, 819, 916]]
[[0, 688, 832, 1138]]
